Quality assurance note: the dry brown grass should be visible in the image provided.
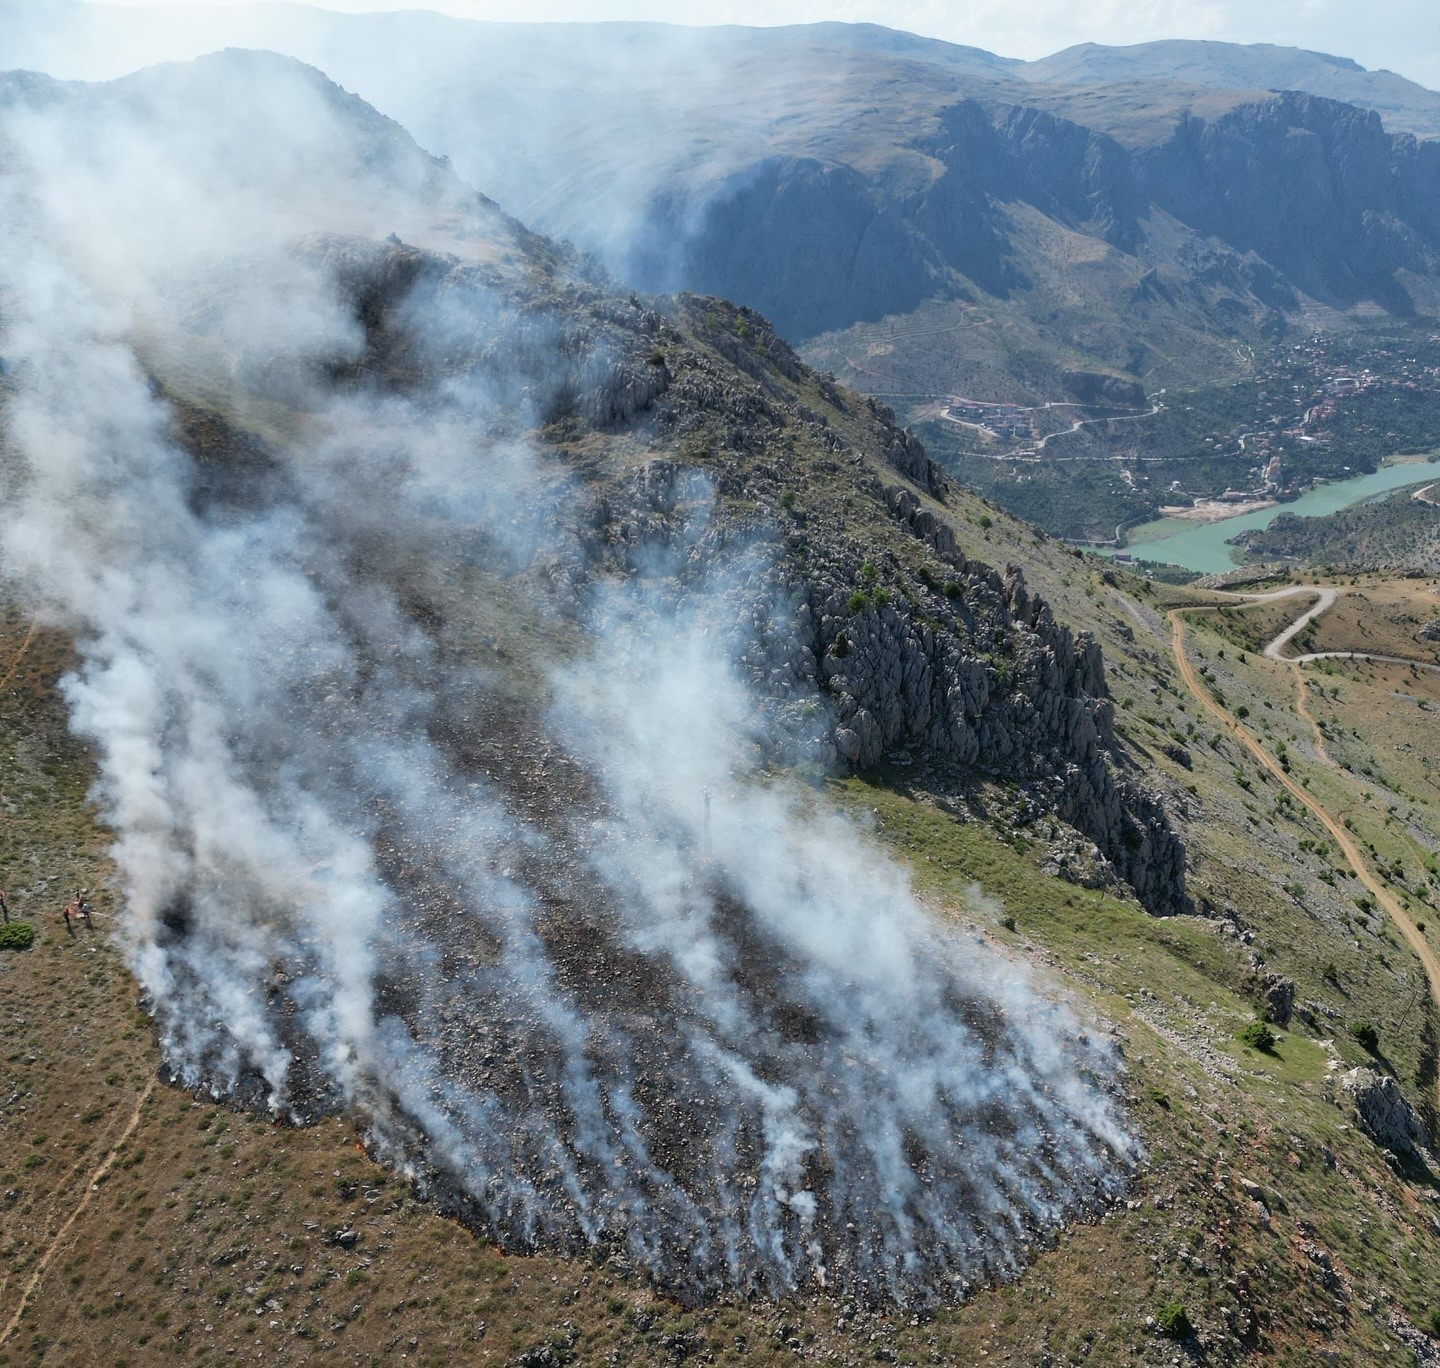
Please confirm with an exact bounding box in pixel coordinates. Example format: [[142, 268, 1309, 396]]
[[6, 599, 1440, 1367], [1298, 578, 1440, 661]]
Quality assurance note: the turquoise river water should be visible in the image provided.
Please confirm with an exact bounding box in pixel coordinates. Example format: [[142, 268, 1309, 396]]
[[1102, 460, 1440, 575]]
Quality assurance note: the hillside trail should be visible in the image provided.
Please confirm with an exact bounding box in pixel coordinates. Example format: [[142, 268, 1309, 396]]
[[0, 613, 144, 1343], [1168, 589, 1440, 1111], [0, 620, 38, 694], [0, 1079, 157, 1347]]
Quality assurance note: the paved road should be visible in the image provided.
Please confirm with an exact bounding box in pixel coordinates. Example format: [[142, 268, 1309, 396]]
[[1194, 583, 1440, 672], [1260, 587, 1337, 660]]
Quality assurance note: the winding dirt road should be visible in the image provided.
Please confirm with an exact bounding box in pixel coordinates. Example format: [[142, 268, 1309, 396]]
[[1252, 585, 1440, 673], [1168, 588, 1440, 1109]]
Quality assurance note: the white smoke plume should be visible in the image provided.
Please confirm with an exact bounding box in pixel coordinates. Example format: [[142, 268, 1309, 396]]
[[0, 54, 1133, 1302]]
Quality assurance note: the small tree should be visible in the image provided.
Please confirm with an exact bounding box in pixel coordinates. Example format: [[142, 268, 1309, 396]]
[[1351, 1021, 1380, 1054], [1157, 1302, 1192, 1338], [1238, 1020, 1276, 1053]]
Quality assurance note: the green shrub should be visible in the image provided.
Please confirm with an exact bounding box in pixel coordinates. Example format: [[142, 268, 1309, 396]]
[[1145, 1085, 1171, 1110], [0, 922, 34, 951], [1237, 1020, 1276, 1053], [1425, 1307, 1440, 1338], [831, 632, 850, 659], [1000, 916, 1016, 933], [646, 349, 666, 367], [777, 489, 796, 510], [847, 590, 869, 614], [1350, 1021, 1379, 1054], [977, 513, 993, 529], [1157, 1302, 1192, 1338]]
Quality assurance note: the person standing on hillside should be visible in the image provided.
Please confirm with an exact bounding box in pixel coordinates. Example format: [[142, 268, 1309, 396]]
[[0, 888, 9, 924], [61, 895, 74, 932]]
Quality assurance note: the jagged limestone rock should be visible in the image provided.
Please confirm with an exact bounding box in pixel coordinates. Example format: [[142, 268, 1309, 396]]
[[1338, 1067, 1431, 1159]]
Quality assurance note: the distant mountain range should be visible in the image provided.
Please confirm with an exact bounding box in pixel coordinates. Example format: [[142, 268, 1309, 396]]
[[1022, 40, 1440, 140], [5, 5, 1438, 409]]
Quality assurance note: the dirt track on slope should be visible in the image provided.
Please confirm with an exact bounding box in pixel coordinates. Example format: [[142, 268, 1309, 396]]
[[1168, 599, 1440, 1111]]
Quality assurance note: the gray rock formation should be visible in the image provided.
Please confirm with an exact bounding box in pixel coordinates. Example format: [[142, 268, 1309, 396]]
[[1338, 1067, 1431, 1160], [308, 237, 1191, 919]]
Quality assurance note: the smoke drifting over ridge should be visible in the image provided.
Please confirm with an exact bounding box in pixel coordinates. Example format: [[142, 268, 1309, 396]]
[[0, 54, 1133, 1300]]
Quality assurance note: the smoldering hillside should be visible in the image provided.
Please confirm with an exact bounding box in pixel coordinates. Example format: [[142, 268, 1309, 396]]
[[0, 53, 1170, 1301]]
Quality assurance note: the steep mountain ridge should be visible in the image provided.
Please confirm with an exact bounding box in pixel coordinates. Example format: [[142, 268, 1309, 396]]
[[8, 44, 1440, 1367], [1026, 39, 1440, 140], [0, 50, 1181, 1305], [6, 9, 1440, 400]]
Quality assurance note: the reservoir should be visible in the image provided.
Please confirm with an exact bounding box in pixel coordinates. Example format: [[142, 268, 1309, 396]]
[[1106, 458, 1440, 575]]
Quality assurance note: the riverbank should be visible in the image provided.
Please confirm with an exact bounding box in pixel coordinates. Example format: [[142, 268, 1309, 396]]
[[1105, 457, 1440, 575]]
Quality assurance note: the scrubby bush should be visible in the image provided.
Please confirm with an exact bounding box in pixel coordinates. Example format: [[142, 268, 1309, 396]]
[[1157, 1302, 1192, 1338], [1350, 1021, 1380, 1054], [1238, 1020, 1276, 1053], [0, 921, 34, 951]]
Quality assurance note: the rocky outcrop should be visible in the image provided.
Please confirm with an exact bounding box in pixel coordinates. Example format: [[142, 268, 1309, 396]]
[[1338, 1067, 1431, 1160], [615, 84, 1440, 349], [808, 545, 1186, 917], [578, 450, 1188, 916], [313, 237, 1190, 919]]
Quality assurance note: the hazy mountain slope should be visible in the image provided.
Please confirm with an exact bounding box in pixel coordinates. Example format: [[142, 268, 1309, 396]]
[[0, 51, 1192, 1304], [1026, 40, 1440, 140], [6, 7, 1440, 404], [7, 49, 1440, 1367]]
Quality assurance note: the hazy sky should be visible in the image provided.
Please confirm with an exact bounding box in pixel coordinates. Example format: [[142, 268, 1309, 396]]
[[83, 0, 1440, 87]]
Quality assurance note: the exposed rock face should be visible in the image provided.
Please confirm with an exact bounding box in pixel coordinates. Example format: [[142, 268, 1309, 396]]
[[573, 428, 1187, 918], [305, 238, 1190, 918], [810, 545, 1185, 917], [1255, 972, 1296, 1027], [1338, 1067, 1431, 1159], [623, 89, 1440, 343], [1139, 93, 1440, 313]]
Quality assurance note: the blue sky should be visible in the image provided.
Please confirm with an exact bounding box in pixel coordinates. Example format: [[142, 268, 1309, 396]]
[[81, 0, 1440, 87]]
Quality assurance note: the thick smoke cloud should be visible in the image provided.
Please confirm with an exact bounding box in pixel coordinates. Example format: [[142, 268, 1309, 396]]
[[0, 56, 1132, 1301]]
